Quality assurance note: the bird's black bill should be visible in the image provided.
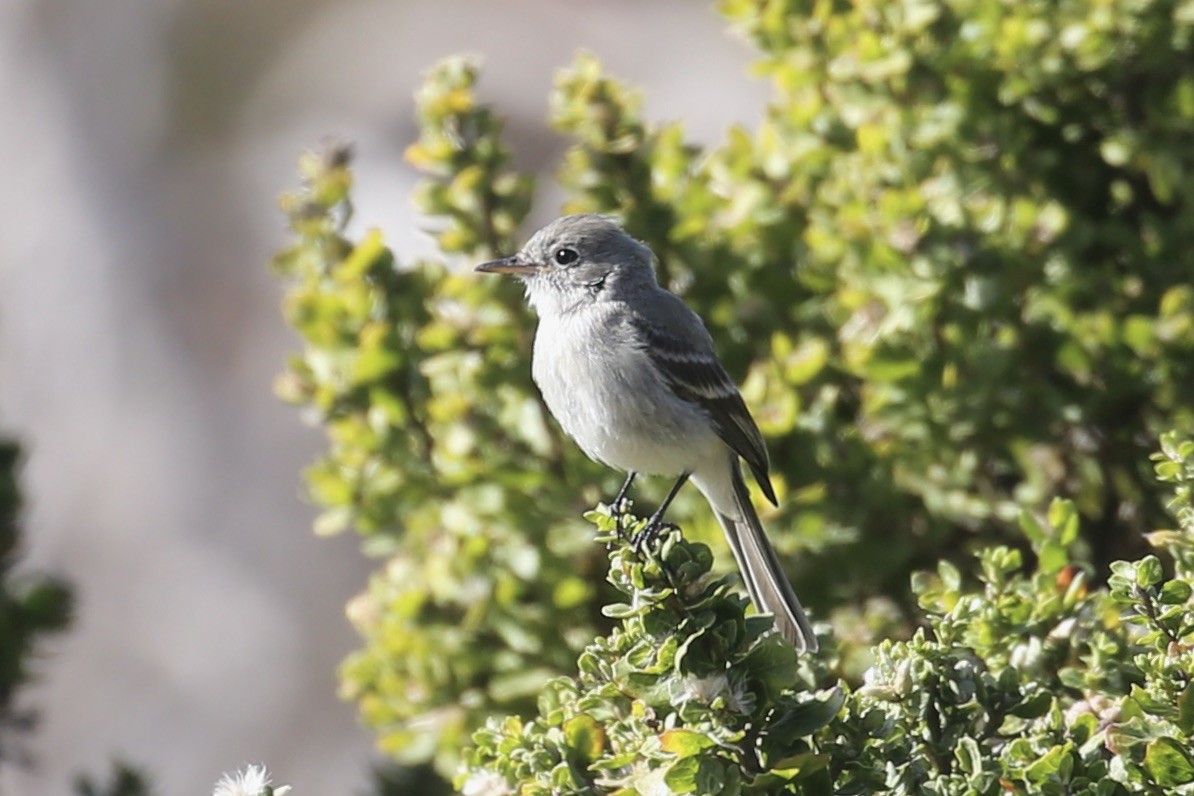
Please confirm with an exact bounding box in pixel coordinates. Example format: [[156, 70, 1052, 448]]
[[474, 256, 538, 275]]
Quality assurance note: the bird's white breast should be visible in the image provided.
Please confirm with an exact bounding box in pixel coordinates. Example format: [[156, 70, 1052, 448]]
[[531, 305, 721, 476]]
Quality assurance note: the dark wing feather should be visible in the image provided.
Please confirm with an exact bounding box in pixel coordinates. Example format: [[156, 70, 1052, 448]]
[[634, 318, 777, 505]]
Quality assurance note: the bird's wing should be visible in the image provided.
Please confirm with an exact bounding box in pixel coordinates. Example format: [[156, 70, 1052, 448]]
[[631, 313, 777, 506]]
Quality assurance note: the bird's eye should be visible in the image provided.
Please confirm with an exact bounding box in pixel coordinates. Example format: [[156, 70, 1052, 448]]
[[554, 248, 579, 266]]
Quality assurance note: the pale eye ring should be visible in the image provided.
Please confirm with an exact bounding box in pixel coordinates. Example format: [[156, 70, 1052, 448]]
[[554, 248, 579, 266]]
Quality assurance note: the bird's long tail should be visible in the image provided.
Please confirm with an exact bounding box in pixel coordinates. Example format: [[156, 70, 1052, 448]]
[[714, 462, 818, 652]]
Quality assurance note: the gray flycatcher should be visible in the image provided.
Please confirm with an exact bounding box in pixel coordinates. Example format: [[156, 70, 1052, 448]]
[[476, 214, 818, 652]]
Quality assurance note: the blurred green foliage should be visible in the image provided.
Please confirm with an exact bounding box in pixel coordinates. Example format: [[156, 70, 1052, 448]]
[[272, 0, 1194, 783], [0, 431, 151, 792], [74, 762, 154, 796], [0, 437, 72, 765]]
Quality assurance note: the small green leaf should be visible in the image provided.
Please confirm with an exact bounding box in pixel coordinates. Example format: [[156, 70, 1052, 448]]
[[664, 757, 700, 793], [743, 635, 799, 697], [1009, 690, 1052, 719], [938, 559, 961, 591], [768, 752, 830, 775], [1025, 743, 1073, 784], [1137, 556, 1164, 589], [954, 737, 982, 774], [563, 714, 606, 767], [1038, 541, 1067, 575], [660, 729, 717, 759], [1047, 498, 1081, 545], [766, 689, 846, 742], [1159, 579, 1193, 605], [1144, 737, 1194, 786]]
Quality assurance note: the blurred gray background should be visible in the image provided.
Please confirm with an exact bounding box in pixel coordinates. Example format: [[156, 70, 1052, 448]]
[[0, 1, 770, 793]]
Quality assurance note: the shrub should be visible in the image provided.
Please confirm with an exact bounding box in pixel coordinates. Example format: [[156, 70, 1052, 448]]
[[459, 434, 1194, 794], [272, 0, 1194, 781]]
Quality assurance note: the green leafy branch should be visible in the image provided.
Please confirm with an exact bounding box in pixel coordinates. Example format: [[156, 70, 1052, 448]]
[[460, 509, 841, 796]]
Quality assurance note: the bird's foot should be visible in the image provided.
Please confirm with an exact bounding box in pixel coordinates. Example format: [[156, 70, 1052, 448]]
[[631, 517, 678, 556], [609, 495, 633, 521]]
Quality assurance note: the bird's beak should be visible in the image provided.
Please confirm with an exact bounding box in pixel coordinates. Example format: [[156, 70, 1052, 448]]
[[474, 255, 538, 276]]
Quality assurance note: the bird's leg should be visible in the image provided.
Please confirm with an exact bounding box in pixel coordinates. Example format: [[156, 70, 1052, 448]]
[[611, 472, 637, 517], [632, 473, 690, 553], [604, 472, 637, 542]]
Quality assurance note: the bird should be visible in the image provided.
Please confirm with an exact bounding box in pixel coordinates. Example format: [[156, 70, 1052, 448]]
[[475, 214, 818, 652]]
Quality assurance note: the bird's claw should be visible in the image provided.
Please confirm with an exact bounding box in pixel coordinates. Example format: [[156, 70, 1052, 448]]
[[631, 519, 677, 555]]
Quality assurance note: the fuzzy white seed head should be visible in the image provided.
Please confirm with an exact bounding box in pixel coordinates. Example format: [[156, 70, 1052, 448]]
[[213, 764, 289, 796], [460, 770, 512, 796]]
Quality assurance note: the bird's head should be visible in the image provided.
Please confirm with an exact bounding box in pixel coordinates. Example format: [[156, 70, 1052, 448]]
[[475, 214, 656, 314]]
